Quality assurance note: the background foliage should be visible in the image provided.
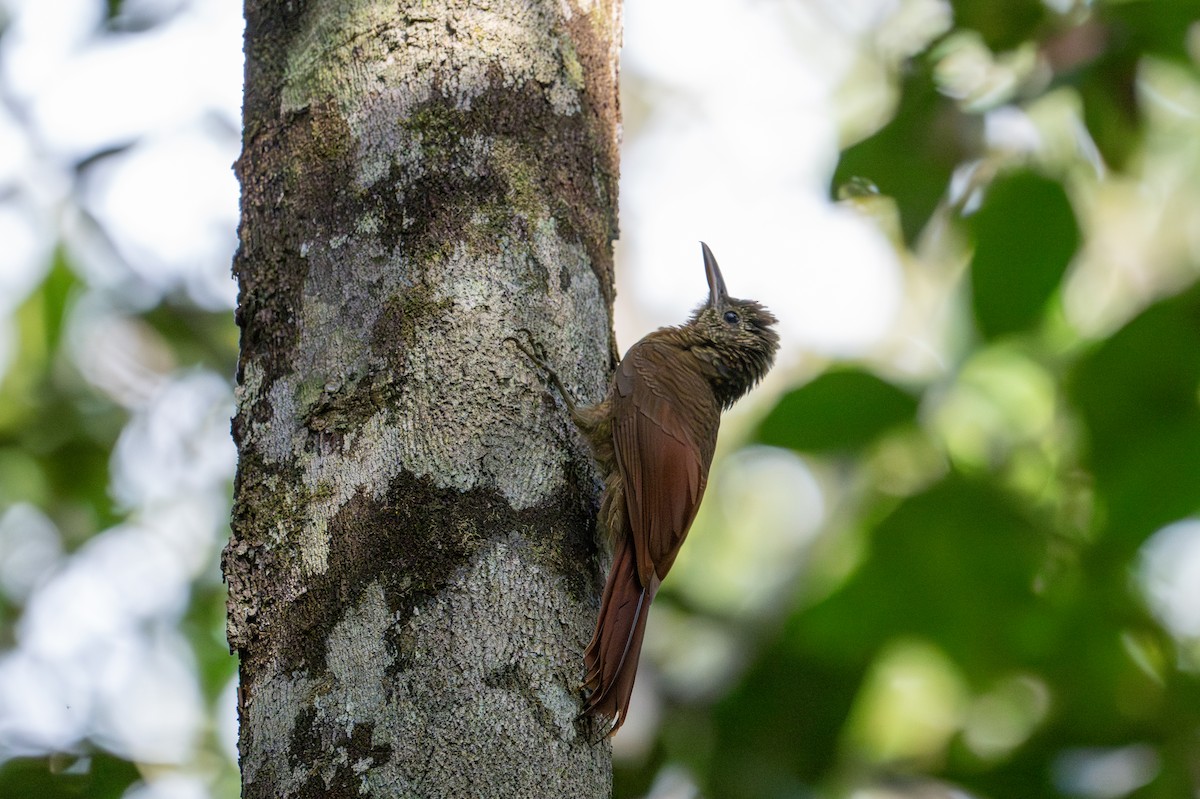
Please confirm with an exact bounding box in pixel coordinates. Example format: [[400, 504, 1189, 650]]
[[1, 1, 1199, 798], [612, 1, 1200, 797]]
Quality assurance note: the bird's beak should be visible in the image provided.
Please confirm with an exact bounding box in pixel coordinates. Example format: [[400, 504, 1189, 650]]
[[701, 241, 727, 308]]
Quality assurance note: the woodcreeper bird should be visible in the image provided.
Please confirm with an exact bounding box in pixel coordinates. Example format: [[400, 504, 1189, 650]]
[[513, 242, 779, 734]]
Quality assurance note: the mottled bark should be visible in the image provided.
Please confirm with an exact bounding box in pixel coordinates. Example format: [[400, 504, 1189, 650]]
[[224, 1, 621, 797]]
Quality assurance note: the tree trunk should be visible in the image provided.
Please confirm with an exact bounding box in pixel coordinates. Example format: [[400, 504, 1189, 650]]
[[224, 1, 621, 796]]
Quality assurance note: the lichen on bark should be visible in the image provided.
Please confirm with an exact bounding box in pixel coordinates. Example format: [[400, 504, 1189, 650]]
[[226, 0, 622, 796]]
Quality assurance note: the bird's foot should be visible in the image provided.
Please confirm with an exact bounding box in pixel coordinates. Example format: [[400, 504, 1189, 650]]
[[505, 328, 577, 415]]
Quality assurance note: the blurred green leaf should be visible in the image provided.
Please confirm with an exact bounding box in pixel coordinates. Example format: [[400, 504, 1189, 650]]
[[0, 447, 50, 509], [140, 302, 239, 376], [1077, 51, 1142, 170], [757, 368, 919, 453], [798, 475, 1048, 677], [1091, 419, 1200, 555], [1069, 284, 1200, 549], [969, 170, 1080, 339], [0, 255, 122, 542], [40, 252, 78, 358], [1069, 283, 1200, 462], [185, 581, 238, 703], [705, 650, 863, 798], [0, 753, 139, 799], [1101, 0, 1200, 63], [834, 61, 982, 244], [0, 260, 69, 432], [951, 0, 1049, 52]]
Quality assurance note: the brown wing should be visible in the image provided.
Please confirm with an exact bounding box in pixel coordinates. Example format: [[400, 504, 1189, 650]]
[[612, 342, 714, 588]]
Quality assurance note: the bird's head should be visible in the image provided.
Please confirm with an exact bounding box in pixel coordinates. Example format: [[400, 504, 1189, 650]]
[[687, 242, 779, 407]]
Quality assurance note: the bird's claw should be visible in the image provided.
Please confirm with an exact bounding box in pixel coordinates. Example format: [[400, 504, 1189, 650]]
[[505, 329, 577, 416], [504, 328, 552, 372]]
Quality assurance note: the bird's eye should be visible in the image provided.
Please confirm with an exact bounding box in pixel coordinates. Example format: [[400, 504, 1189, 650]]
[[723, 311, 740, 326]]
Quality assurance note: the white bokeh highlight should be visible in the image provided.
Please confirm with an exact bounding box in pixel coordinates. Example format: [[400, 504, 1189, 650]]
[[82, 130, 240, 310], [0, 504, 63, 603], [616, 0, 905, 362], [1138, 519, 1200, 643]]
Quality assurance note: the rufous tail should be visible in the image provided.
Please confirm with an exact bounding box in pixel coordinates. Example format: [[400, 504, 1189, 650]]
[[581, 535, 654, 735]]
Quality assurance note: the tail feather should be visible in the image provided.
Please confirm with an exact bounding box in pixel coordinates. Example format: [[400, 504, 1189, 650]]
[[581, 536, 654, 734]]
